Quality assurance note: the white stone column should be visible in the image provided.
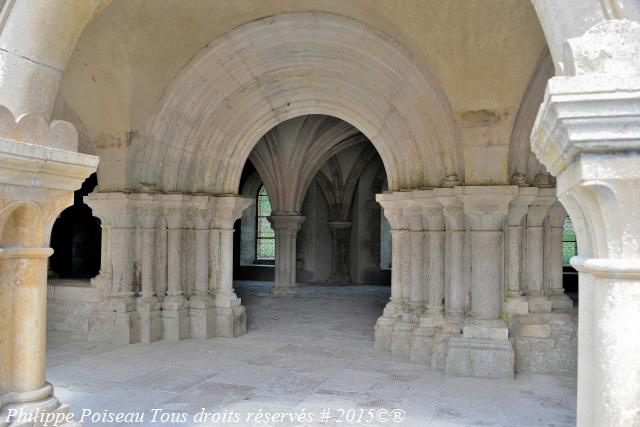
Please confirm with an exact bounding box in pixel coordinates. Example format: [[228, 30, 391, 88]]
[[374, 192, 413, 353], [134, 197, 162, 343], [525, 188, 556, 312], [161, 198, 189, 341], [211, 196, 251, 337], [547, 203, 573, 310], [85, 193, 140, 344], [189, 202, 216, 339], [531, 20, 640, 426], [503, 187, 538, 318], [0, 128, 97, 423], [269, 214, 305, 297], [445, 186, 517, 379]]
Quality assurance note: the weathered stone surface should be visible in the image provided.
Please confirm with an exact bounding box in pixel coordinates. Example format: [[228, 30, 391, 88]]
[[445, 337, 515, 380]]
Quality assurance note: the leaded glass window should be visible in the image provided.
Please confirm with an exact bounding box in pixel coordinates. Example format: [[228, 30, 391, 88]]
[[562, 216, 577, 266], [256, 185, 275, 261]]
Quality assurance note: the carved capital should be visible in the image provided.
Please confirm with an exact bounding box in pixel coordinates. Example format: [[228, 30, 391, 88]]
[[211, 195, 251, 229], [532, 20, 640, 177], [507, 186, 538, 226], [268, 214, 305, 237], [454, 186, 518, 230], [376, 191, 416, 230], [526, 188, 557, 226]]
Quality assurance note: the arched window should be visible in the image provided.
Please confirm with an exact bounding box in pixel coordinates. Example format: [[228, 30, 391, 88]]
[[562, 216, 578, 266], [255, 185, 275, 262]]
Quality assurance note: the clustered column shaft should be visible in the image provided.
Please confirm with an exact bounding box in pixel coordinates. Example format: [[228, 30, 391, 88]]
[[85, 193, 251, 343], [375, 184, 569, 379]]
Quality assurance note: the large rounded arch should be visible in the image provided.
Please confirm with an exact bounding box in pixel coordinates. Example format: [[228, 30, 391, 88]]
[[127, 12, 462, 194]]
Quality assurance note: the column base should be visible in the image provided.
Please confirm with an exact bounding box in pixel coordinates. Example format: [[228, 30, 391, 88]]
[[136, 298, 162, 344], [215, 305, 246, 337], [409, 325, 437, 365], [373, 316, 396, 353], [270, 285, 297, 297], [527, 296, 553, 313], [390, 315, 416, 360], [373, 299, 408, 353], [409, 315, 452, 368], [550, 293, 574, 310], [445, 336, 515, 379], [88, 300, 140, 344], [0, 383, 79, 427], [463, 318, 510, 340], [214, 292, 246, 337], [504, 295, 530, 319], [162, 296, 189, 341], [189, 295, 216, 339]]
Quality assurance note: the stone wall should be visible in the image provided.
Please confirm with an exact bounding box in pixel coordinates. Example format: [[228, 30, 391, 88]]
[[47, 279, 99, 335], [512, 310, 578, 375]]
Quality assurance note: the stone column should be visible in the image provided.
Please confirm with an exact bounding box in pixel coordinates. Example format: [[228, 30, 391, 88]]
[[374, 192, 413, 353], [0, 121, 97, 423], [211, 196, 251, 337], [269, 214, 305, 297], [437, 188, 467, 325], [327, 221, 352, 283], [503, 187, 538, 318], [189, 201, 216, 338], [531, 20, 640, 425], [161, 197, 189, 341], [86, 193, 139, 344], [390, 205, 423, 360], [409, 189, 447, 367], [525, 188, 556, 312], [547, 203, 573, 310], [445, 186, 517, 379], [133, 197, 162, 343]]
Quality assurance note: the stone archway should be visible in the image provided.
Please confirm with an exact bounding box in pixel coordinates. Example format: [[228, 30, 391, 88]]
[[127, 12, 463, 195]]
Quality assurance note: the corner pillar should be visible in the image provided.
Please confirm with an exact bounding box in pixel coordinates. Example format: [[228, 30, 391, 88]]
[[531, 19, 640, 426], [374, 192, 414, 353], [85, 194, 140, 344], [0, 112, 97, 424], [210, 196, 251, 337]]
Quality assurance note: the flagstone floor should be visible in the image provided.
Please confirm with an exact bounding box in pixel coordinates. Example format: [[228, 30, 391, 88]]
[[46, 281, 576, 426]]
